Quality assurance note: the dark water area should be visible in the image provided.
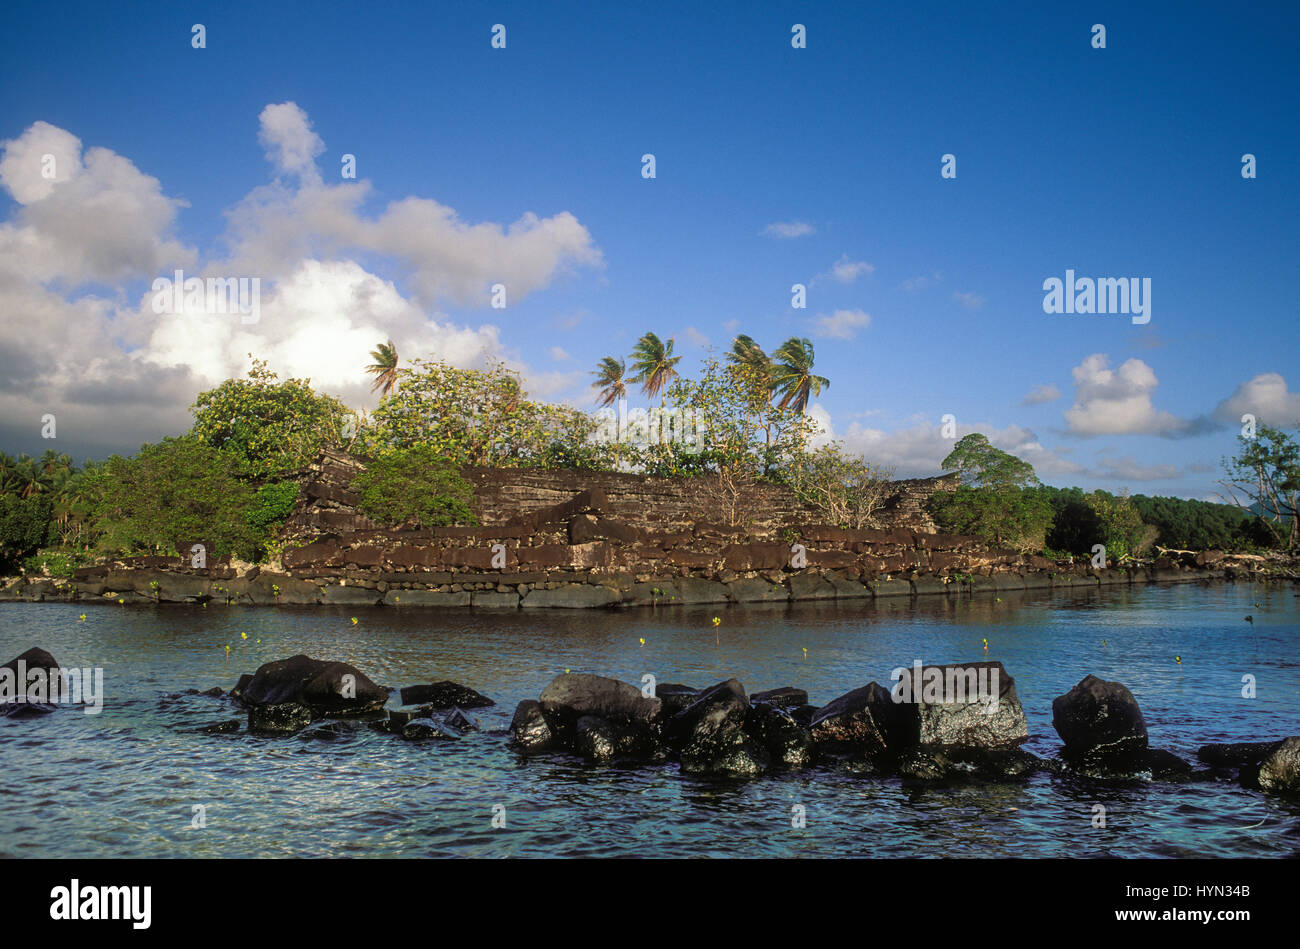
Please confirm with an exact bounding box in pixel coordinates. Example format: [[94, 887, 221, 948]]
[[2, 582, 1298, 858]]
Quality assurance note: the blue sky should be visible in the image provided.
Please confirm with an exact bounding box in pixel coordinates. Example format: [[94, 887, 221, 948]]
[[1, 0, 1297, 499]]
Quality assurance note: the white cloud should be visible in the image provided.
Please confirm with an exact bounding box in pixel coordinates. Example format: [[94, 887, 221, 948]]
[[0, 121, 194, 286], [762, 220, 814, 238], [722, 319, 740, 332], [811, 308, 871, 340], [549, 346, 571, 361], [0, 107, 603, 458], [257, 102, 326, 183], [682, 325, 710, 346], [1211, 372, 1300, 428], [825, 412, 1084, 480], [1021, 383, 1061, 406], [824, 254, 874, 284], [1064, 354, 1188, 437], [953, 290, 985, 309]]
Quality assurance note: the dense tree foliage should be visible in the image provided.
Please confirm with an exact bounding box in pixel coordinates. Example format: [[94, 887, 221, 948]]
[[1219, 424, 1299, 550], [929, 434, 1053, 549], [190, 358, 350, 479]]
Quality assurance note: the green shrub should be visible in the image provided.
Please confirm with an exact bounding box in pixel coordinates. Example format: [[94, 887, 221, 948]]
[[351, 446, 477, 528]]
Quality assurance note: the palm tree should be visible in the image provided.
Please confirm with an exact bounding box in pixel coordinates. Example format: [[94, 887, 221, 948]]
[[365, 340, 400, 397], [629, 332, 682, 405], [591, 356, 628, 408], [727, 334, 773, 385], [771, 337, 829, 414]]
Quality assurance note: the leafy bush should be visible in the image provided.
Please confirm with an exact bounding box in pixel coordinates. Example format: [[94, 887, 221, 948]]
[[0, 494, 53, 572], [94, 437, 261, 559], [247, 481, 300, 533], [352, 446, 478, 528]]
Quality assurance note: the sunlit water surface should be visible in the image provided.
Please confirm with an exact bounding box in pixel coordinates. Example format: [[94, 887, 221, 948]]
[[2, 582, 1298, 858]]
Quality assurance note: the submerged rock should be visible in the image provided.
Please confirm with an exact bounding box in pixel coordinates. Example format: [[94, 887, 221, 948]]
[[443, 707, 481, 732], [750, 687, 809, 709], [1258, 737, 1300, 795], [1197, 741, 1285, 768], [248, 702, 312, 735], [401, 718, 459, 741], [237, 655, 388, 716], [745, 701, 815, 769], [195, 719, 240, 735], [399, 681, 494, 709], [510, 700, 554, 752]]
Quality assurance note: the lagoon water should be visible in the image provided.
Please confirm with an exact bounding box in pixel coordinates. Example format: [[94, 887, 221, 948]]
[[2, 583, 1298, 858]]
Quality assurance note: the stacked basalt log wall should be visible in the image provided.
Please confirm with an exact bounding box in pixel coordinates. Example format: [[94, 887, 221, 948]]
[[24, 450, 1241, 607]]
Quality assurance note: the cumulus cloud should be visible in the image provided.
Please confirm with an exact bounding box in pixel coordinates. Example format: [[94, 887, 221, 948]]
[[1064, 354, 1189, 437], [811, 308, 871, 340], [1021, 383, 1061, 406], [258, 102, 326, 183], [1211, 372, 1300, 428], [762, 220, 814, 238], [0, 121, 194, 286], [814, 254, 873, 285], [0, 106, 603, 459], [819, 411, 1084, 480]]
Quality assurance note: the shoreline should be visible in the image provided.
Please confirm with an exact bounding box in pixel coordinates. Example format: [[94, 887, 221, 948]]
[[2, 560, 1292, 608]]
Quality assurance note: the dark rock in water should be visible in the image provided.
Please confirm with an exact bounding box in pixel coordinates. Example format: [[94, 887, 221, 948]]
[[573, 715, 619, 762], [510, 700, 554, 752], [750, 687, 809, 709], [237, 655, 387, 716], [443, 707, 480, 732], [1064, 747, 1193, 779], [897, 747, 951, 780], [401, 718, 459, 741], [1, 647, 62, 708], [665, 679, 746, 746], [809, 683, 891, 757], [1144, 748, 1194, 778], [1197, 740, 1286, 768], [1258, 737, 1300, 795], [197, 687, 224, 698], [196, 719, 240, 734], [386, 708, 423, 732], [539, 673, 662, 744], [672, 679, 769, 777], [890, 661, 1028, 751], [248, 702, 312, 735], [230, 674, 254, 701], [399, 680, 495, 709], [789, 704, 818, 727], [897, 745, 1043, 781], [1052, 675, 1148, 761], [653, 683, 700, 718], [1, 702, 56, 718], [745, 702, 814, 769]]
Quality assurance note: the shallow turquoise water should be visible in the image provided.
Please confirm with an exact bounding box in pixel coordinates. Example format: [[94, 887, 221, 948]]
[[1, 581, 1298, 858]]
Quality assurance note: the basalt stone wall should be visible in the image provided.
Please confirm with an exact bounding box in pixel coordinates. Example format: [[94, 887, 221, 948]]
[[2, 450, 1247, 607], [280, 449, 958, 545]]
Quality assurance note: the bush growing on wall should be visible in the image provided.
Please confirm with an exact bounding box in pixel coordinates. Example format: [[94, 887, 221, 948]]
[[351, 445, 478, 528]]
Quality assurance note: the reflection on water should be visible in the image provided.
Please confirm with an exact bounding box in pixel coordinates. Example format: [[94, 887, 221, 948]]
[[1, 582, 1298, 857]]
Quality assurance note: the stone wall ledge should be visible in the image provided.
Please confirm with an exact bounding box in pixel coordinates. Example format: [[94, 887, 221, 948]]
[[1, 563, 1279, 607]]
